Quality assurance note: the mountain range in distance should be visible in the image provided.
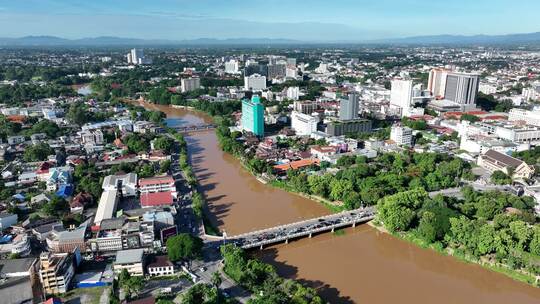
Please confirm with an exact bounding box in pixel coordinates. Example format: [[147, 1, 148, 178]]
[[1, 32, 540, 46]]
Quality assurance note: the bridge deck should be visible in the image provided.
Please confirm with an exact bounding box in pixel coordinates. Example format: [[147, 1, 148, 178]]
[[227, 207, 375, 249]]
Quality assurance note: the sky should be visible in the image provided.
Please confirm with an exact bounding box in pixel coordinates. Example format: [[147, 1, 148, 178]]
[[0, 0, 539, 41]]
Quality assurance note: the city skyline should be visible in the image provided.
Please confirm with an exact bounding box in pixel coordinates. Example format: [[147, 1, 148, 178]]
[[2, 0, 540, 41]]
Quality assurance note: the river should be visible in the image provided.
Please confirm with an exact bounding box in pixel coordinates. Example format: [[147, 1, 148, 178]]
[[137, 100, 540, 304]]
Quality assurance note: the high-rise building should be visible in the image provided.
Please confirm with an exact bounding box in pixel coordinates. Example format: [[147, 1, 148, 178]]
[[287, 58, 297, 67], [244, 64, 268, 77], [267, 63, 287, 80], [428, 68, 450, 98], [224, 60, 240, 74], [241, 95, 265, 136], [244, 74, 267, 91], [339, 93, 359, 121], [181, 77, 201, 93], [444, 72, 480, 107], [127, 49, 151, 65], [291, 111, 318, 136], [390, 79, 414, 117]]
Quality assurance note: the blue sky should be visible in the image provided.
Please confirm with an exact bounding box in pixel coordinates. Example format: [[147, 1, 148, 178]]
[[0, 0, 539, 40]]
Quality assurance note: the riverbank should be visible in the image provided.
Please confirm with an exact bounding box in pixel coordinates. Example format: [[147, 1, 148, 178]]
[[368, 220, 540, 286]]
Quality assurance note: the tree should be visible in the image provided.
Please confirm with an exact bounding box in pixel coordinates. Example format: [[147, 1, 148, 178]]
[[166, 234, 203, 262], [490, 170, 512, 185], [211, 271, 222, 288], [417, 211, 437, 243], [66, 102, 89, 125], [377, 189, 427, 232], [529, 226, 540, 255], [153, 136, 174, 153], [42, 195, 69, 217], [24, 143, 54, 162], [329, 179, 353, 201]]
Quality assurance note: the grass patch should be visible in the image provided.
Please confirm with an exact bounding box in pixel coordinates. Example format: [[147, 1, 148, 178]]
[[203, 213, 222, 236], [61, 286, 108, 304], [332, 229, 346, 236]]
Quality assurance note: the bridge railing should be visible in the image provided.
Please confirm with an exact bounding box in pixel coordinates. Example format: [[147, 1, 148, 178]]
[[230, 207, 375, 240], [240, 214, 375, 249]]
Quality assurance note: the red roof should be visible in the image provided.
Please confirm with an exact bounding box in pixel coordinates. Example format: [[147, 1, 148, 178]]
[[140, 191, 174, 207], [139, 176, 174, 187]]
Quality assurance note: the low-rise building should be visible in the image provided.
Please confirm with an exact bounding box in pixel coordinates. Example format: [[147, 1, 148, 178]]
[[147, 255, 174, 277], [477, 149, 535, 179], [113, 249, 145, 276], [102, 173, 138, 197], [390, 124, 413, 146], [0, 213, 17, 230], [39, 252, 75, 295]]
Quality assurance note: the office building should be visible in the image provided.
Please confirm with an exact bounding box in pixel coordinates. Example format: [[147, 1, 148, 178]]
[[224, 60, 240, 74], [267, 63, 287, 80], [326, 119, 372, 137], [444, 72, 480, 107], [293, 101, 319, 115], [241, 95, 265, 137], [287, 87, 300, 100], [127, 49, 151, 65], [39, 252, 75, 295], [244, 64, 268, 77], [287, 58, 297, 67], [291, 111, 319, 136], [390, 79, 414, 117], [390, 124, 413, 146], [181, 77, 201, 93], [509, 108, 540, 126], [339, 93, 359, 121], [428, 68, 450, 98], [244, 74, 267, 91]]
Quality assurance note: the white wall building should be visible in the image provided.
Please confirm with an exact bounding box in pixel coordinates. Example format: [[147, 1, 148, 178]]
[[390, 124, 413, 146], [244, 74, 267, 91], [390, 79, 413, 117], [286, 87, 300, 100], [224, 60, 240, 74], [428, 68, 450, 98], [508, 109, 540, 126], [181, 78, 201, 93], [291, 111, 318, 136]]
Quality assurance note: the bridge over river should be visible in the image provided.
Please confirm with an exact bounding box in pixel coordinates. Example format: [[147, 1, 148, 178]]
[[172, 123, 216, 133], [225, 207, 375, 250]]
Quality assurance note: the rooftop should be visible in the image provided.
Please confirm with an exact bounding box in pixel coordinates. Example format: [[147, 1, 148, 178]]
[[115, 248, 144, 265]]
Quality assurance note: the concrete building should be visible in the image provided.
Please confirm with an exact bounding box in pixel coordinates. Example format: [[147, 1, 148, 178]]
[[428, 68, 450, 98], [102, 173, 138, 197], [139, 175, 176, 196], [326, 119, 372, 137], [181, 77, 201, 93], [390, 79, 414, 117], [113, 249, 145, 276], [39, 252, 75, 295], [477, 149, 535, 179], [147, 255, 175, 277], [244, 74, 267, 91], [291, 111, 318, 136], [286, 87, 300, 100], [94, 189, 119, 225], [224, 59, 240, 74], [241, 95, 265, 136], [390, 124, 413, 146], [127, 49, 150, 65], [46, 224, 87, 253], [293, 101, 318, 115], [339, 93, 359, 121], [508, 108, 540, 126], [267, 63, 287, 80], [444, 72, 480, 108], [79, 130, 104, 145]]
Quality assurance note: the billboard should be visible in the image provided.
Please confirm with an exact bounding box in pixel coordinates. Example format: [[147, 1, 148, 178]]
[[160, 225, 178, 244]]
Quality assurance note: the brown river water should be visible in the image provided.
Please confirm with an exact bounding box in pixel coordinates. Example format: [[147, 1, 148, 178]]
[[138, 101, 540, 304]]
